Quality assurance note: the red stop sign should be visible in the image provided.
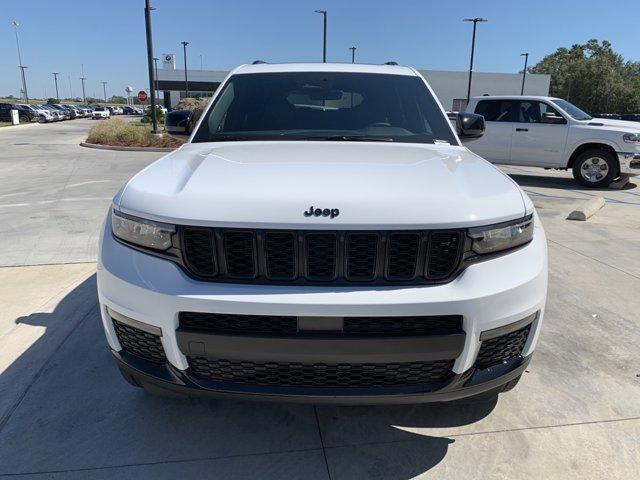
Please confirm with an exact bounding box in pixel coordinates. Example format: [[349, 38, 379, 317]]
[[137, 90, 148, 102]]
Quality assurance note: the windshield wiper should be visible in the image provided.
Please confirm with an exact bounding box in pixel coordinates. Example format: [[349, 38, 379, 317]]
[[299, 135, 394, 142]]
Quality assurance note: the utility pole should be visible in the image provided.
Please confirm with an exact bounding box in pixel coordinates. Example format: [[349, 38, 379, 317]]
[[144, 0, 159, 134], [80, 76, 87, 103], [200, 54, 203, 71], [102, 81, 108, 103], [181, 41, 189, 97], [463, 17, 488, 104], [349, 46, 356, 63], [52, 72, 60, 102], [11, 21, 29, 104], [314, 10, 327, 62], [520, 53, 529, 95], [68, 75, 73, 100]]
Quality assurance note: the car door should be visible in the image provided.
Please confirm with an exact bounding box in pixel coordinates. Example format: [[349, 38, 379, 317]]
[[464, 99, 517, 163], [510, 100, 569, 167]]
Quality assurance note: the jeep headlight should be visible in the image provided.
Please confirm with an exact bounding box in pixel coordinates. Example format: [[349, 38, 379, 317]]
[[623, 133, 640, 143], [112, 210, 175, 250], [468, 215, 533, 255]]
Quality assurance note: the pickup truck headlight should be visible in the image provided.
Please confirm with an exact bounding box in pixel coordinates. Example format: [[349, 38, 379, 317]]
[[468, 215, 533, 255], [623, 133, 640, 143], [112, 210, 175, 250]]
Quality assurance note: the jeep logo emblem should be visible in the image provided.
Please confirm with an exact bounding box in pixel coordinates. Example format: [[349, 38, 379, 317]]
[[304, 206, 340, 218]]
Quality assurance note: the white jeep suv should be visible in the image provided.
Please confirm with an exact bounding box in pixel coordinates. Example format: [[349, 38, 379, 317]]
[[97, 63, 547, 404], [465, 95, 640, 187]]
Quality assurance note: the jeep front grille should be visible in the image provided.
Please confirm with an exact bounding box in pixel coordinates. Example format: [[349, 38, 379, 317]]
[[180, 228, 464, 285]]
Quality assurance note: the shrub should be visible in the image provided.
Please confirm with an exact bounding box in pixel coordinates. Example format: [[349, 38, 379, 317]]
[[86, 118, 183, 148]]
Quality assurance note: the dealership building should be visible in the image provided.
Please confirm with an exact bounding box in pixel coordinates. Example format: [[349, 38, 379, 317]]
[[156, 54, 551, 112]]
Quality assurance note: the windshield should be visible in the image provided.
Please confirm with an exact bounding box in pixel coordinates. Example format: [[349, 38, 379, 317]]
[[95, 106, 105, 111], [192, 72, 457, 144], [550, 99, 592, 121]]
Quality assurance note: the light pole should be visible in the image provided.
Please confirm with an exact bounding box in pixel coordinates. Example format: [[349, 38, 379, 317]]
[[80, 76, 87, 103], [153, 57, 159, 104], [68, 75, 73, 99], [11, 21, 29, 104], [102, 81, 108, 103], [463, 17, 487, 104], [52, 72, 60, 102], [144, 0, 159, 134], [520, 53, 529, 95], [181, 41, 189, 97], [349, 46, 356, 63], [314, 10, 327, 62]]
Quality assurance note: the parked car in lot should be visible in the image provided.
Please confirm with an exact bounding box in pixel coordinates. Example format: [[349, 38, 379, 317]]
[[92, 106, 110, 119], [465, 96, 640, 187], [99, 63, 547, 404], [0, 103, 39, 123], [46, 104, 71, 120], [621, 114, 640, 122]]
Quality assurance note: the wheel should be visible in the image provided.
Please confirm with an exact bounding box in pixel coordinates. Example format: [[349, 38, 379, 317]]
[[18, 115, 29, 123], [572, 149, 618, 187]]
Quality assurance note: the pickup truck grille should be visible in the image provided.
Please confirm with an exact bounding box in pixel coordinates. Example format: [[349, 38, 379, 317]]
[[180, 228, 464, 285]]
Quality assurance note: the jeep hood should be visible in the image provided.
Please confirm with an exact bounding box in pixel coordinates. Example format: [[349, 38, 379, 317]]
[[117, 141, 528, 229]]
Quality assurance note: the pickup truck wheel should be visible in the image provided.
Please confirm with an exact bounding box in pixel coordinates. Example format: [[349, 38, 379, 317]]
[[572, 150, 617, 187]]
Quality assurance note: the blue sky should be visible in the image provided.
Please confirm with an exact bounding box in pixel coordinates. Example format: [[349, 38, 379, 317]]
[[1, 0, 638, 100]]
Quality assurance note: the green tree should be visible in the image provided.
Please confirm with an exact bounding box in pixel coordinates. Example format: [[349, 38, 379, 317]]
[[108, 95, 127, 104], [530, 39, 640, 114], [46, 97, 59, 104]]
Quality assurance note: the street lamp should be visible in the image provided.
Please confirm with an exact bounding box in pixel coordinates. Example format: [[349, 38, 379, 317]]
[[349, 46, 356, 63], [144, 0, 159, 134], [11, 21, 29, 104], [181, 41, 189, 97], [520, 53, 529, 95], [314, 10, 327, 62], [52, 72, 60, 102], [463, 17, 488, 104], [80, 76, 87, 103], [102, 81, 108, 103]]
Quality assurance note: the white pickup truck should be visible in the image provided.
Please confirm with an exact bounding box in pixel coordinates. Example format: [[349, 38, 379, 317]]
[[465, 96, 640, 187]]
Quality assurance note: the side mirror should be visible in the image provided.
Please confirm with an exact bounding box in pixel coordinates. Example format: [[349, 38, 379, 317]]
[[456, 112, 485, 139], [165, 109, 193, 139], [541, 112, 567, 124]]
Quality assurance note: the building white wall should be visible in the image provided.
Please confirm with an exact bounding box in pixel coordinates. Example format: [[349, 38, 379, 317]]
[[156, 67, 551, 111], [419, 70, 551, 112]]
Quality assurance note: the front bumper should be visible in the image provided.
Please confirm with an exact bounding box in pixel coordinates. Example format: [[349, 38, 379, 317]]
[[97, 214, 547, 403], [616, 152, 640, 175]]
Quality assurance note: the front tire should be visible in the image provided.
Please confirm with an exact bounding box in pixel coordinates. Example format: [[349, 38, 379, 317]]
[[572, 149, 618, 187]]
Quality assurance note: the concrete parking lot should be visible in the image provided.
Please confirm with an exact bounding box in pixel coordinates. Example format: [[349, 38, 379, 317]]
[[0, 120, 638, 479]]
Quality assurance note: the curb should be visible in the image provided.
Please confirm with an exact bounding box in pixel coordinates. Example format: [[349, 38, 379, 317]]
[[79, 142, 175, 153], [567, 196, 605, 221]]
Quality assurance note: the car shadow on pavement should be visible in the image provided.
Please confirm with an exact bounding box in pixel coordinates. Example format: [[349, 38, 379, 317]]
[[509, 172, 637, 191], [0, 274, 496, 479]]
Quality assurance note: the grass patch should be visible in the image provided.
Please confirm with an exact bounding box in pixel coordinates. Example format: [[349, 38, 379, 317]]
[[0, 122, 12, 128], [86, 118, 183, 148]]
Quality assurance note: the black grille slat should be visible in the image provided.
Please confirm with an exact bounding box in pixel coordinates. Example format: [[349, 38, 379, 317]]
[[305, 234, 338, 280], [387, 233, 420, 280], [112, 320, 166, 363], [475, 325, 531, 370], [180, 228, 464, 285], [188, 357, 454, 388], [265, 232, 297, 280], [427, 232, 461, 279], [346, 233, 379, 280], [343, 316, 463, 336], [183, 228, 216, 276], [224, 231, 257, 278], [179, 312, 297, 336]]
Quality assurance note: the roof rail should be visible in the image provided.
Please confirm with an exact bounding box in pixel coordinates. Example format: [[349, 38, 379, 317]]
[[252, 60, 268, 65], [384, 61, 398, 65]]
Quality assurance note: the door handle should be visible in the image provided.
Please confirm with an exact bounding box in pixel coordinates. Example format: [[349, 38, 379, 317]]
[[516, 128, 528, 132]]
